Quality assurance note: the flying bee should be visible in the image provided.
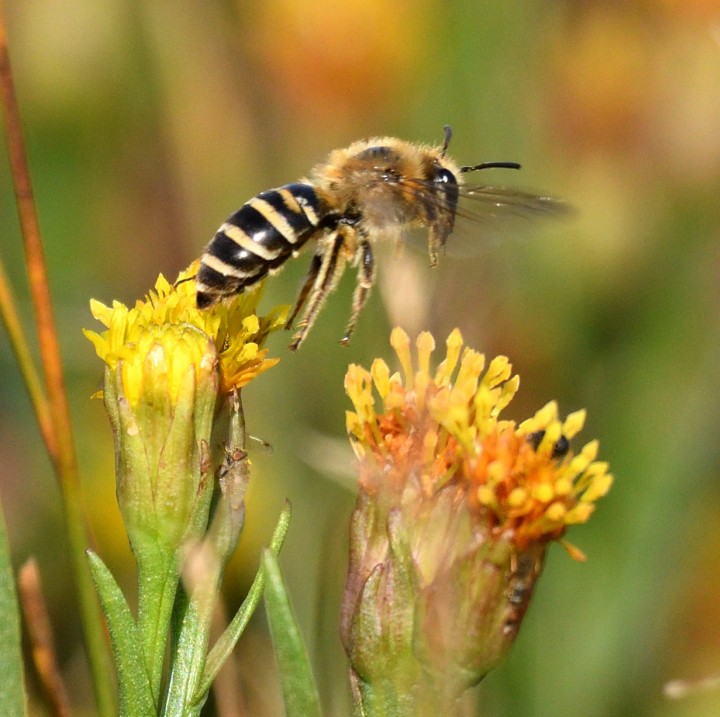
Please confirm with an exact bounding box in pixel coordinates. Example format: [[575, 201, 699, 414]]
[[196, 126, 567, 350]]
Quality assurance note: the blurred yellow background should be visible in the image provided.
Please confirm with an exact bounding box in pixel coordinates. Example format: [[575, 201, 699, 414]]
[[2, 1, 720, 715]]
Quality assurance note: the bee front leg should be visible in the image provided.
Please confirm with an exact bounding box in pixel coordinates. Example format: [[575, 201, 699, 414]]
[[289, 230, 347, 351], [341, 238, 374, 346]]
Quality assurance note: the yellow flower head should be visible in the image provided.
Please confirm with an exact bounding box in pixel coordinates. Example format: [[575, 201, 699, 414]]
[[345, 327, 613, 557], [342, 328, 614, 700], [84, 263, 288, 398]]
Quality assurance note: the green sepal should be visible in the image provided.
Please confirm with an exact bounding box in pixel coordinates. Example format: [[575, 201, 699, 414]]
[[87, 551, 156, 717], [262, 550, 321, 717], [0, 505, 26, 717]]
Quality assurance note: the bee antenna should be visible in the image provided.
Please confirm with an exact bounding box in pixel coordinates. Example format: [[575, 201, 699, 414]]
[[441, 125, 453, 157], [459, 161, 522, 172]]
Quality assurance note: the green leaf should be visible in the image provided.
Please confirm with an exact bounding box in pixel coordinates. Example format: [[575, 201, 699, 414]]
[[262, 549, 321, 717], [192, 501, 291, 706], [162, 586, 207, 717], [0, 505, 26, 717], [87, 551, 156, 717]]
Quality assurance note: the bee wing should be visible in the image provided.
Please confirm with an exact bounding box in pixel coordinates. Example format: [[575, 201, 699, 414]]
[[457, 184, 572, 220], [401, 181, 573, 258]]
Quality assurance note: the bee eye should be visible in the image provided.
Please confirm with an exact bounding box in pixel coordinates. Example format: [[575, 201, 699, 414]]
[[435, 168, 456, 185]]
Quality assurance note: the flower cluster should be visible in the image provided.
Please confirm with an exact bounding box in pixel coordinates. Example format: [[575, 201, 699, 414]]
[[83, 266, 288, 706], [342, 328, 613, 713], [84, 263, 287, 397], [82, 263, 289, 556], [345, 327, 612, 558]]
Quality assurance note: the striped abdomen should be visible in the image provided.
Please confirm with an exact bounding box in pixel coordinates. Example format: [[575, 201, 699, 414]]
[[196, 183, 323, 308]]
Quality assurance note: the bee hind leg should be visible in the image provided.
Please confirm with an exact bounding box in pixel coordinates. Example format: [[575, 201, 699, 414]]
[[286, 252, 323, 330], [289, 230, 347, 351], [341, 238, 374, 346]]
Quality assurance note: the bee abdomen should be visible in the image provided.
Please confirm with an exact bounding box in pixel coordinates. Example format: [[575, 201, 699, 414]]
[[196, 183, 322, 308]]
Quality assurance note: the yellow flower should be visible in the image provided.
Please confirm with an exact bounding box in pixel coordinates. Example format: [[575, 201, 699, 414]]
[[341, 328, 613, 713], [82, 265, 286, 698], [84, 263, 287, 397], [345, 327, 612, 557], [82, 263, 288, 555]]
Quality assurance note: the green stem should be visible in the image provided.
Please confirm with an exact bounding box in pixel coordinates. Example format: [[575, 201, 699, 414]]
[[162, 563, 220, 717], [0, 260, 55, 456], [0, 13, 115, 716], [137, 549, 181, 706], [352, 672, 461, 717], [353, 677, 408, 717]]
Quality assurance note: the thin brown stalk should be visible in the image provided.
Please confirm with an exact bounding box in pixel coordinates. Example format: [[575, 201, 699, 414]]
[[0, 11, 115, 716], [0, 8, 62, 464], [18, 559, 72, 717]]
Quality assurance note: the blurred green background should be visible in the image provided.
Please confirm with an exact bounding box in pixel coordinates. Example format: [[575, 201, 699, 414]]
[[1, 0, 720, 715]]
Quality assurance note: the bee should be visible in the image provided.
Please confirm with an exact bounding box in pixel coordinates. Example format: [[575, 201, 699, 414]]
[[196, 126, 566, 350]]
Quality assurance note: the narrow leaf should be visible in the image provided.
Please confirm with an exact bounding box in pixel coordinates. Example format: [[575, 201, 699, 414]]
[[193, 502, 291, 705], [0, 505, 26, 717], [262, 550, 321, 717], [87, 551, 156, 716], [163, 585, 208, 717]]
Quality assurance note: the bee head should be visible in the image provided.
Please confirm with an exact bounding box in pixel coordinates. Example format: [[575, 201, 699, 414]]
[[425, 126, 461, 264]]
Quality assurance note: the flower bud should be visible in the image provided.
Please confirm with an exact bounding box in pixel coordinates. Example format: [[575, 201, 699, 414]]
[[102, 323, 218, 557]]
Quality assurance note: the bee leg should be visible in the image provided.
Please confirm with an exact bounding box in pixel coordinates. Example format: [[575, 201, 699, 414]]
[[286, 252, 323, 330], [173, 274, 196, 288], [289, 230, 347, 351], [341, 238, 374, 346], [427, 228, 441, 268]]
